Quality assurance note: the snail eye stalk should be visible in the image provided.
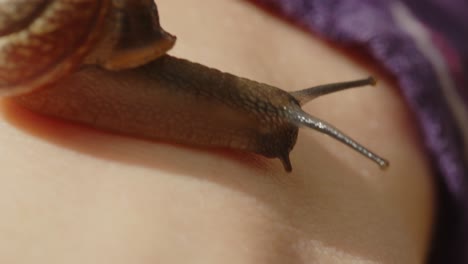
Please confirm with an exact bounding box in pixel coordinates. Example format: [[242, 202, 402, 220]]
[[290, 77, 376, 105]]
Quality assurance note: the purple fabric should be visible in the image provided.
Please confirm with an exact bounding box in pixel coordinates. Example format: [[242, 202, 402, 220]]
[[248, 0, 468, 262]]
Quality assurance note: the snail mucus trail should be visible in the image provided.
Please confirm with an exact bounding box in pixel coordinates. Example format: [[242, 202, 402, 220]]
[[0, 0, 389, 172]]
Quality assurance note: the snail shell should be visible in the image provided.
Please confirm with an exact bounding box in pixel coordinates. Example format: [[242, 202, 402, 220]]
[[0, 0, 175, 95], [0, 0, 389, 171], [0, 0, 109, 95]]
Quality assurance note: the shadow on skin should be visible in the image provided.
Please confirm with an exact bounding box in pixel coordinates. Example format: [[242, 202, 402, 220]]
[[0, 97, 392, 263], [1, 99, 271, 173]]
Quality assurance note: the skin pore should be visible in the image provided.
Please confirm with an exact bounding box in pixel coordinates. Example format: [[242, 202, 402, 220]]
[[0, 0, 434, 263]]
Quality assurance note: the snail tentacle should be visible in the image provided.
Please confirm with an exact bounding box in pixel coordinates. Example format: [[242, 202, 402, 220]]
[[288, 107, 390, 169], [290, 77, 377, 106]]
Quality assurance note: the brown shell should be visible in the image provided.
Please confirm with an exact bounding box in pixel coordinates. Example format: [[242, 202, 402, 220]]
[[0, 0, 110, 96], [85, 0, 176, 70]]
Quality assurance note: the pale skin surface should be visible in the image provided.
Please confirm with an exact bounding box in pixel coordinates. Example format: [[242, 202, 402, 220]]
[[0, 0, 434, 263]]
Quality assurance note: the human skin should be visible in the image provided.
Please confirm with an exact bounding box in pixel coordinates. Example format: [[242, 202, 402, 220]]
[[0, 0, 434, 263]]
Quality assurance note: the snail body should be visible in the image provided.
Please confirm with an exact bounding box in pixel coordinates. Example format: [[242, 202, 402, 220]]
[[0, 0, 389, 171]]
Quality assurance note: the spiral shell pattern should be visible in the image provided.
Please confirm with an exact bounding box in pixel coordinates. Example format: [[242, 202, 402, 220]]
[[0, 0, 109, 95]]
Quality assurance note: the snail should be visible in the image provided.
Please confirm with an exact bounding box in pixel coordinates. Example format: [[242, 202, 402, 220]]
[[0, 0, 389, 172]]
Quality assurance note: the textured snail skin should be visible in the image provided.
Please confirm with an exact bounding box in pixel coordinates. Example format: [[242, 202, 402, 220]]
[[15, 55, 300, 171]]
